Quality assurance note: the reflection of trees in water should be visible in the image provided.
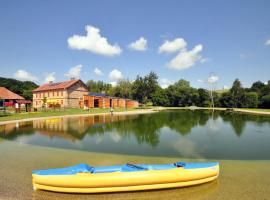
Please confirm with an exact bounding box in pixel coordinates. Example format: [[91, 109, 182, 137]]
[[86, 110, 212, 147], [219, 112, 270, 136]]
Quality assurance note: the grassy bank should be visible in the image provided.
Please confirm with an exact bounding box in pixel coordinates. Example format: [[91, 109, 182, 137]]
[[1, 106, 269, 123], [0, 108, 138, 122]]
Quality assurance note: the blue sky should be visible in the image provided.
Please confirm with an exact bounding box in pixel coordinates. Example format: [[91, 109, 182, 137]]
[[0, 0, 270, 89]]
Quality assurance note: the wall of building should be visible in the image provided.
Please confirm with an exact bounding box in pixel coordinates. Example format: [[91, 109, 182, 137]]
[[33, 81, 88, 108], [33, 89, 66, 108], [67, 82, 89, 108], [126, 100, 139, 108]]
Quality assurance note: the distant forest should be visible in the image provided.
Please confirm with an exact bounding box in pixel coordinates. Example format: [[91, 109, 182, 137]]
[[0, 77, 38, 100], [1, 73, 270, 109], [86, 72, 270, 109]]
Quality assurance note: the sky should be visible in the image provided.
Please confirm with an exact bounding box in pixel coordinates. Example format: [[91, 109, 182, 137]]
[[0, 0, 270, 89]]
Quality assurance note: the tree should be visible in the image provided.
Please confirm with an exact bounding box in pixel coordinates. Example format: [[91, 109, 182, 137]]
[[111, 79, 132, 98], [132, 71, 159, 104], [242, 92, 258, 108], [0, 77, 38, 100], [230, 79, 245, 108], [152, 87, 169, 106], [86, 80, 112, 94], [261, 94, 270, 108], [198, 88, 211, 107]]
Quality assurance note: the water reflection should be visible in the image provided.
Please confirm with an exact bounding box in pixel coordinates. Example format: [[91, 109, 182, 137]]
[[1, 110, 270, 159]]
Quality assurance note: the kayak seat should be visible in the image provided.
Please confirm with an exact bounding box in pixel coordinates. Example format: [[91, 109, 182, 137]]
[[174, 162, 186, 167]]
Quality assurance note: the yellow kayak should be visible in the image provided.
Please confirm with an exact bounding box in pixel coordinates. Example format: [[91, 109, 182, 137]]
[[32, 162, 219, 193]]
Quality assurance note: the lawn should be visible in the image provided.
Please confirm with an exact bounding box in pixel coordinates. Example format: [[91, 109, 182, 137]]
[[236, 108, 270, 112], [0, 108, 137, 122]]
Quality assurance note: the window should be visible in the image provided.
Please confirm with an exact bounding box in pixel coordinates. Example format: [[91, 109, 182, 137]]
[[57, 91, 59, 96]]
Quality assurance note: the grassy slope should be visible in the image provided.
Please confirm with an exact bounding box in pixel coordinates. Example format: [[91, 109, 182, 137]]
[[0, 108, 136, 122]]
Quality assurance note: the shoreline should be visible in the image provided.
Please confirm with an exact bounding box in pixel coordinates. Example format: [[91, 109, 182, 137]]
[[159, 107, 270, 116], [0, 109, 156, 125], [1, 107, 270, 126]]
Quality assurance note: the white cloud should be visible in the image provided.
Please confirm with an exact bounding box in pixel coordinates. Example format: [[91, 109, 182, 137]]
[[65, 65, 82, 79], [67, 25, 122, 57], [159, 78, 175, 88], [265, 39, 270, 46], [109, 69, 124, 81], [14, 70, 38, 82], [167, 44, 204, 70], [129, 37, 148, 51], [44, 72, 55, 83], [158, 38, 187, 54], [94, 67, 103, 76], [198, 75, 219, 84], [206, 75, 219, 84]]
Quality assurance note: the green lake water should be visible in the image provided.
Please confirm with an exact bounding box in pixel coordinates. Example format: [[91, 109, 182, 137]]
[[0, 110, 270, 199]]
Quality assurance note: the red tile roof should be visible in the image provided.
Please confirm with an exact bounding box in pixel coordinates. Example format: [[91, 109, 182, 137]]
[[0, 87, 25, 100], [33, 79, 86, 92]]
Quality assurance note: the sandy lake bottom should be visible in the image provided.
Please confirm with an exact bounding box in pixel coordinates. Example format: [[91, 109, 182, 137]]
[[0, 141, 270, 200]]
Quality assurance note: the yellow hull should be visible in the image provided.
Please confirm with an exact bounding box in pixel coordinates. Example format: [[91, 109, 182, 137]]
[[32, 164, 219, 193]]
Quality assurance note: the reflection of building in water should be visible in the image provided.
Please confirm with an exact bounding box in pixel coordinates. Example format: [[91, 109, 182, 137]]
[[0, 121, 33, 135], [32, 115, 130, 141]]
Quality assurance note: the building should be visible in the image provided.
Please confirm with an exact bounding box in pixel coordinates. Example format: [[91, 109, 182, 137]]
[[82, 92, 139, 109], [32, 79, 88, 108], [0, 87, 32, 110]]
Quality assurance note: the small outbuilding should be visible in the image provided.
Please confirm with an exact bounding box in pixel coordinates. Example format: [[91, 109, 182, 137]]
[[0, 87, 31, 112], [82, 92, 138, 109]]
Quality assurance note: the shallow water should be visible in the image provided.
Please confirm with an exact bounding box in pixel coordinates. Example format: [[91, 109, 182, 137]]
[[0, 141, 269, 200], [1, 110, 270, 200]]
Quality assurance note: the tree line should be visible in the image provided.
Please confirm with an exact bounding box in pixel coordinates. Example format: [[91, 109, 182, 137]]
[[1, 73, 269, 108], [86, 72, 270, 109]]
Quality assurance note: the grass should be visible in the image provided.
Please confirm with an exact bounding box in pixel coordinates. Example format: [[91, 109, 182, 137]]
[[0, 108, 138, 122], [236, 108, 270, 112]]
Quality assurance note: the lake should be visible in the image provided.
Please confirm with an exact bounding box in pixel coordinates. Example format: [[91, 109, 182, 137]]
[[1, 110, 270, 160], [0, 110, 270, 200]]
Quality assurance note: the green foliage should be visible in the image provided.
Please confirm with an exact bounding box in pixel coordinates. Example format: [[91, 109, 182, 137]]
[[132, 71, 159, 104], [86, 80, 112, 94], [165, 80, 199, 107], [152, 86, 169, 106], [261, 94, 270, 108], [2, 75, 269, 109], [242, 92, 258, 108], [110, 79, 133, 99], [0, 77, 38, 100]]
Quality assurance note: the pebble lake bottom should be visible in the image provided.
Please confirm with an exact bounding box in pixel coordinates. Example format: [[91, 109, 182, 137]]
[[0, 141, 269, 200]]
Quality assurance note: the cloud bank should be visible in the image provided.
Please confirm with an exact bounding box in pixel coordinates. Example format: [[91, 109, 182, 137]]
[[68, 25, 122, 57], [158, 38, 187, 54], [44, 72, 56, 83], [109, 69, 124, 81], [94, 67, 103, 76], [14, 70, 38, 82], [65, 65, 82, 79]]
